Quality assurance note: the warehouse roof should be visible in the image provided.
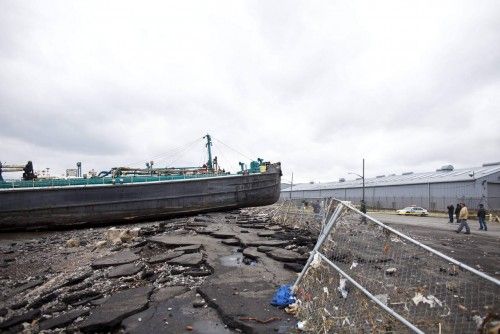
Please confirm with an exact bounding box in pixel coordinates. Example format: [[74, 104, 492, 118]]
[[282, 163, 500, 191]]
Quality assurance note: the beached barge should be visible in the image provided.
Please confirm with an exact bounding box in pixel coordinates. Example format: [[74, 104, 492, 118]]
[[0, 135, 281, 230]]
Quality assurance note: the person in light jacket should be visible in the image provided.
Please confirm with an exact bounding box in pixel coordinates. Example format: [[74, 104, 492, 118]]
[[455, 202, 470, 234]]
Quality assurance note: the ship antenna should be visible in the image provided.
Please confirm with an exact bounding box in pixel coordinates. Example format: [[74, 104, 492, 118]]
[[204, 134, 213, 170]]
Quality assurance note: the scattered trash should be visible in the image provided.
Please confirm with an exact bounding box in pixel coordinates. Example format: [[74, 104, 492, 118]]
[[385, 267, 397, 275], [310, 253, 321, 269], [337, 277, 348, 298], [390, 236, 403, 243], [285, 302, 299, 315], [412, 293, 443, 308], [472, 315, 484, 329], [107, 227, 140, 245], [297, 320, 307, 330], [265, 202, 497, 333], [342, 317, 351, 326], [374, 294, 388, 305], [271, 285, 296, 307], [323, 307, 332, 317]]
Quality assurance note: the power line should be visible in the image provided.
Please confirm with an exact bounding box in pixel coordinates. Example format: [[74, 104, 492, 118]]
[[165, 138, 206, 167], [213, 137, 253, 161], [124, 136, 204, 168]]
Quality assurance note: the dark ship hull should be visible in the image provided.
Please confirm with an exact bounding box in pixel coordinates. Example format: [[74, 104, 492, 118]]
[[0, 166, 281, 231]]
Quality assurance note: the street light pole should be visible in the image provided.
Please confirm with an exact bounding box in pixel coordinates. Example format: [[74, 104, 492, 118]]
[[362, 158, 365, 211], [348, 159, 366, 215]]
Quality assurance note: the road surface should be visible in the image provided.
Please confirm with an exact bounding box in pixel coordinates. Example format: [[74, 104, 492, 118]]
[[368, 211, 500, 278]]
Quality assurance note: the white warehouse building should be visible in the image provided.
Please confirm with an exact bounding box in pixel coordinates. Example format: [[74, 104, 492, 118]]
[[281, 162, 500, 211]]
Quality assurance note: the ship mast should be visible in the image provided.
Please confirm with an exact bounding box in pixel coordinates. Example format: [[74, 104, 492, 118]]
[[204, 134, 213, 170]]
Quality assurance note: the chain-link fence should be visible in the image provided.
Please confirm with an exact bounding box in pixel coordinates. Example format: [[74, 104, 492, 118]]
[[267, 199, 334, 235], [293, 200, 500, 333]]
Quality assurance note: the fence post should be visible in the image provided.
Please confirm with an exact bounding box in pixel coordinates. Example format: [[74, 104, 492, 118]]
[[293, 203, 344, 289]]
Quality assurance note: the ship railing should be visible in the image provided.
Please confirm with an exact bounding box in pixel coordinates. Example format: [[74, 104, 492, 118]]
[[0, 172, 238, 189]]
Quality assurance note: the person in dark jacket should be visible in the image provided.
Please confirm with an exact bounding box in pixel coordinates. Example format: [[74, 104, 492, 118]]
[[447, 204, 454, 223], [477, 204, 487, 231], [454, 203, 461, 223]]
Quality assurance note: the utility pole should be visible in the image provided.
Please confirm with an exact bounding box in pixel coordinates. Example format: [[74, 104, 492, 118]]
[[362, 158, 365, 211], [361, 158, 366, 215]]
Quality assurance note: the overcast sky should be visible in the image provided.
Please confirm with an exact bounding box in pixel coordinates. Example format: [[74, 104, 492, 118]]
[[1, 1, 499, 183]]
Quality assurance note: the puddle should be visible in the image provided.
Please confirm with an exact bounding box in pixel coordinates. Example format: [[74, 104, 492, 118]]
[[190, 320, 233, 333], [219, 252, 257, 267], [219, 253, 244, 267]]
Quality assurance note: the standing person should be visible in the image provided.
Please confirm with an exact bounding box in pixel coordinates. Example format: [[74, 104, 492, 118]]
[[454, 203, 461, 223], [456, 202, 470, 234], [477, 204, 487, 231], [447, 204, 454, 223]]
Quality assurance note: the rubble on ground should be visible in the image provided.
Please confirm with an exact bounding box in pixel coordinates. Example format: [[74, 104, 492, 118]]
[[0, 208, 313, 333]]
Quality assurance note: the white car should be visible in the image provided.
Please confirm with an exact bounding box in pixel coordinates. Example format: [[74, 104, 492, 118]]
[[396, 206, 429, 216]]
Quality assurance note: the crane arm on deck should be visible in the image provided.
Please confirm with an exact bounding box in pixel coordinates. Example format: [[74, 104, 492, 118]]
[[0, 161, 36, 182]]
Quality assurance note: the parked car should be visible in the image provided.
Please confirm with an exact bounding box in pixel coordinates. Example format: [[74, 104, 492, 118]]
[[396, 206, 429, 216]]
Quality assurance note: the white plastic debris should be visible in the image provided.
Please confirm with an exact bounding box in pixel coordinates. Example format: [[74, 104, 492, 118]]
[[427, 295, 443, 307], [337, 277, 348, 298], [472, 315, 484, 328], [412, 293, 443, 308], [390, 236, 403, 243], [310, 253, 322, 269], [349, 261, 358, 270], [323, 286, 329, 296], [342, 317, 351, 326], [297, 321, 307, 330], [374, 294, 388, 305], [385, 267, 397, 275]]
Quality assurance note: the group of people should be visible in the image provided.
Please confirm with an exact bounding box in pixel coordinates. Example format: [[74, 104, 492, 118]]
[[446, 203, 488, 234]]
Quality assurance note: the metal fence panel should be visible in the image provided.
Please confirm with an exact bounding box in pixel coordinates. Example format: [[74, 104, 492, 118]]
[[293, 200, 500, 333]]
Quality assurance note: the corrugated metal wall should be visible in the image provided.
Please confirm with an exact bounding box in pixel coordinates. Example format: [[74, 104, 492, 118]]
[[487, 183, 500, 210], [281, 179, 499, 211]]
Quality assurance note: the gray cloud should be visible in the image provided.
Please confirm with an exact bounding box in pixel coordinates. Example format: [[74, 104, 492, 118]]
[[0, 0, 499, 182]]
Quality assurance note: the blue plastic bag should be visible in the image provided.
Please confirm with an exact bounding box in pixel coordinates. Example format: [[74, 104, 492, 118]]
[[271, 284, 295, 307]]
